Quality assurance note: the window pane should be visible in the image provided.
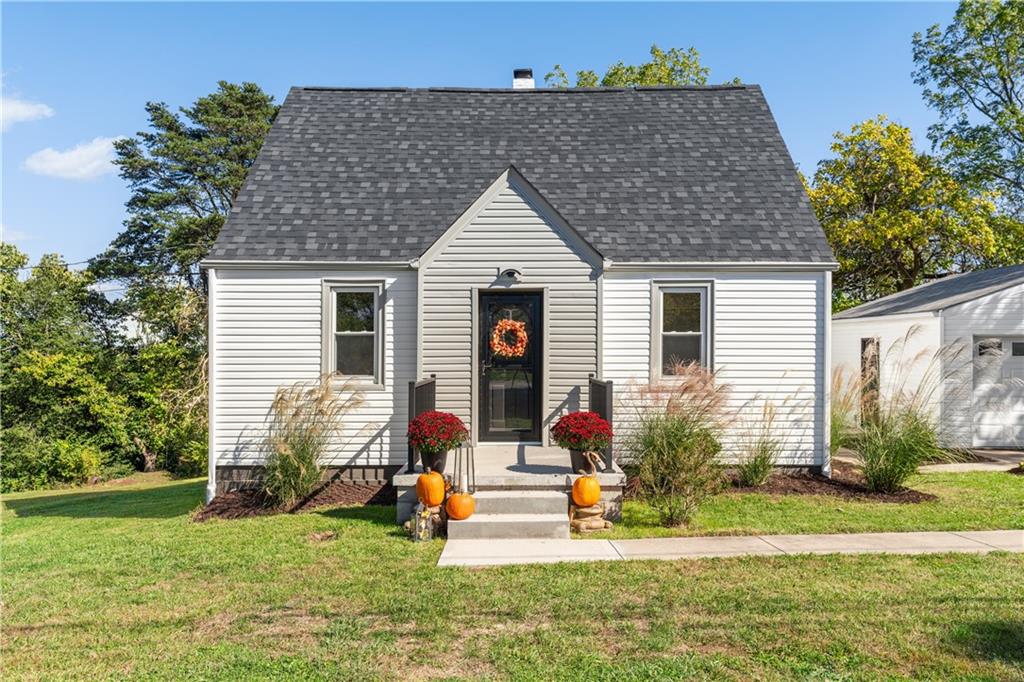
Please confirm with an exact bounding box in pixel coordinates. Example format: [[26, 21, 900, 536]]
[[1013, 342, 1024, 357], [336, 334, 374, 376], [978, 339, 1002, 357], [336, 292, 374, 332], [663, 292, 701, 332], [662, 334, 701, 373]]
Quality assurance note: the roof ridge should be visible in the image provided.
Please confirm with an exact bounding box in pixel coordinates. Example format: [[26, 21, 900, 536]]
[[293, 84, 755, 94]]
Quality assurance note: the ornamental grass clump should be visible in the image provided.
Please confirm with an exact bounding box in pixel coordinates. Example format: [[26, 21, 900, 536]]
[[264, 377, 364, 508], [839, 326, 972, 493], [626, 362, 729, 527], [735, 400, 785, 488]]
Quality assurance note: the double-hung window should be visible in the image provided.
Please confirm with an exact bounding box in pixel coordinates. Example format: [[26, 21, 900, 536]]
[[657, 286, 709, 377], [324, 283, 383, 386]]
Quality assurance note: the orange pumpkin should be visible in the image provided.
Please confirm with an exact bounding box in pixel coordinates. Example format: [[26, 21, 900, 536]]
[[416, 470, 445, 507], [572, 474, 601, 507], [445, 492, 476, 520]]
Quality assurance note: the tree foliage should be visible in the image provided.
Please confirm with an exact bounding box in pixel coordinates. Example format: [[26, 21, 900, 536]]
[[807, 116, 1001, 308], [2, 82, 278, 491], [545, 44, 736, 88], [913, 0, 1024, 214]]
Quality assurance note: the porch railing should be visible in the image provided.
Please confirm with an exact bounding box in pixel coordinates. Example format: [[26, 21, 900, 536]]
[[588, 375, 614, 472], [407, 375, 437, 471]]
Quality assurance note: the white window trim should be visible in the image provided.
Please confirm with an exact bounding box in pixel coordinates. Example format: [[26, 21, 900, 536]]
[[650, 282, 712, 381], [321, 280, 385, 390]]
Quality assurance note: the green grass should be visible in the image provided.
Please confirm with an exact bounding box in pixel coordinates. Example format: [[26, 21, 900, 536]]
[[601, 471, 1024, 539], [3, 475, 1023, 680]]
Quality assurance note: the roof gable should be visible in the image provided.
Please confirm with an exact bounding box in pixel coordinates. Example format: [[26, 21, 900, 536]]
[[416, 166, 603, 270], [210, 86, 834, 265]]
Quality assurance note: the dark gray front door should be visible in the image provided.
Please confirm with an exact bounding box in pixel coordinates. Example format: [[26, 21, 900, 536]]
[[479, 292, 542, 442]]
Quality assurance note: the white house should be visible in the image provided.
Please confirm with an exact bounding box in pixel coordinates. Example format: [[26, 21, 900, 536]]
[[201, 74, 837, 508], [832, 265, 1024, 449]]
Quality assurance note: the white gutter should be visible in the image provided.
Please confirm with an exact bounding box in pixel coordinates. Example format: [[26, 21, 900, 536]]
[[605, 260, 839, 272], [200, 259, 415, 270]]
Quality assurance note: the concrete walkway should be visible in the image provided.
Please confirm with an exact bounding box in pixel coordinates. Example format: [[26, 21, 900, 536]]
[[437, 530, 1024, 567], [919, 449, 1024, 473]]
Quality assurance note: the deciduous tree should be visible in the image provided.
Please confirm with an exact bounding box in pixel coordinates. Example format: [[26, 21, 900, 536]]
[[913, 0, 1024, 214], [545, 44, 736, 88], [807, 116, 1000, 308]]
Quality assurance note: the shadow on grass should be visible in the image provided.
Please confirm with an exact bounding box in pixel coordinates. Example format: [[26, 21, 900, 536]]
[[3, 479, 204, 520], [949, 620, 1024, 664], [315, 505, 406, 536]]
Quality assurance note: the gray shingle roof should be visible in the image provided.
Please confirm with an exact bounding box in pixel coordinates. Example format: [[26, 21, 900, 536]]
[[834, 265, 1024, 319], [209, 85, 834, 264]]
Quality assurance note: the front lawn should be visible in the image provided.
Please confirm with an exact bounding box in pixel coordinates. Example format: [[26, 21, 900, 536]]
[[3, 476, 1023, 680], [602, 471, 1024, 539]]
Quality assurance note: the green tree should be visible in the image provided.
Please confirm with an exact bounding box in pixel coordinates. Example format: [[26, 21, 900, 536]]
[[90, 81, 278, 345], [913, 0, 1024, 214], [0, 248, 101, 363], [807, 116, 1000, 308], [545, 44, 737, 88]]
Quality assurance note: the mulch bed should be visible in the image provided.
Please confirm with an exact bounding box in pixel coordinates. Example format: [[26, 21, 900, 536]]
[[193, 480, 395, 522], [1009, 466, 1024, 477], [726, 461, 937, 503], [624, 460, 937, 504]]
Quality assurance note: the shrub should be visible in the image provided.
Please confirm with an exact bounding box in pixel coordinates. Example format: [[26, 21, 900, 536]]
[[407, 411, 468, 455], [550, 411, 613, 452], [263, 377, 364, 507], [1, 426, 55, 492], [625, 363, 729, 526], [53, 440, 103, 484]]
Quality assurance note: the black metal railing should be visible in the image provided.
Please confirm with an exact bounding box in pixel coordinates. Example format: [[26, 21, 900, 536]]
[[588, 376, 614, 472], [407, 375, 437, 471]]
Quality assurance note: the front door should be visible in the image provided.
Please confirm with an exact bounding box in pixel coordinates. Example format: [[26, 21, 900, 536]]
[[479, 292, 542, 442]]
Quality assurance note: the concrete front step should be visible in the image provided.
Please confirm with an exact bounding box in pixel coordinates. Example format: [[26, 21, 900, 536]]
[[473, 490, 569, 515], [447, 513, 570, 540]]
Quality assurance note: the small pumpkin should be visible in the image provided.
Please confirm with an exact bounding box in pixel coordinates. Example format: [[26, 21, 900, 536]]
[[416, 470, 445, 507], [445, 492, 476, 520], [571, 451, 602, 507]]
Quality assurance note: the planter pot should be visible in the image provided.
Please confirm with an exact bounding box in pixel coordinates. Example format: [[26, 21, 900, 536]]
[[569, 449, 588, 474], [420, 449, 448, 474]]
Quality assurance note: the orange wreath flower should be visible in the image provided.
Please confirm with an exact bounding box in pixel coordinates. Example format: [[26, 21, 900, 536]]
[[490, 319, 528, 359]]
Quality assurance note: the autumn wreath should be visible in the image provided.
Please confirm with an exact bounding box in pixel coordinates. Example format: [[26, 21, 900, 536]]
[[490, 318, 528, 359]]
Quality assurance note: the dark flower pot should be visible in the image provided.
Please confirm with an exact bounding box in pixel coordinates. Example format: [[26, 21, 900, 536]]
[[420, 449, 448, 474], [569, 449, 588, 474]]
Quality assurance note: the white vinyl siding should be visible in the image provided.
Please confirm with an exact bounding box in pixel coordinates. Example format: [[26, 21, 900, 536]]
[[210, 268, 416, 466], [604, 270, 828, 467], [420, 181, 599, 443], [831, 313, 942, 422]]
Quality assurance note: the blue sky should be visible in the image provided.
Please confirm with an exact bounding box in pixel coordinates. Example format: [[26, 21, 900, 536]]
[[2, 2, 956, 266]]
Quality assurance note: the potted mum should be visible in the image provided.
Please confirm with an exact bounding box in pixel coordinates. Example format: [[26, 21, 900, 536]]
[[407, 410, 468, 474], [551, 411, 613, 473]]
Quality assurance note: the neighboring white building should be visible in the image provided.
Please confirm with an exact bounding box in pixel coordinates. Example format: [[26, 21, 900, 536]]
[[832, 265, 1024, 449], [202, 78, 838, 501]]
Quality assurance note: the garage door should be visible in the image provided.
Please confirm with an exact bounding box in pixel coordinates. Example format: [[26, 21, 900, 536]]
[[972, 336, 1024, 447]]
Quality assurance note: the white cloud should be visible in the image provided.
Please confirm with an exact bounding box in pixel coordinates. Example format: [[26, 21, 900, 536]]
[[1, 96, 55, 131], [24, 136, 122, 180]]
